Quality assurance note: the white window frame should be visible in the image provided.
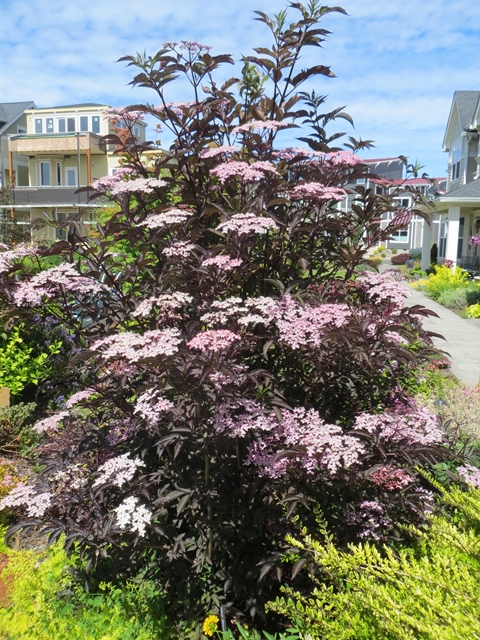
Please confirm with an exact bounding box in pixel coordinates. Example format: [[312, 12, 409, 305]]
[[389, 200, 411, 243], [39, 161, 51, 186], [65, 167, 78, 187]]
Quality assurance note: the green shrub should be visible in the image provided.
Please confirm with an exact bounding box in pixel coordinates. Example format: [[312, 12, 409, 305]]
[[466, 303, 480, 318], [409, 248, 422, 260], [0, 403, 38, 456], [436, 287, 470, 310], [0, 326, 62, 397], [0, 534, 168, 639], [391, 248, 398, 254], [421, 265, 469, 301], [269, 484, 480, 639]]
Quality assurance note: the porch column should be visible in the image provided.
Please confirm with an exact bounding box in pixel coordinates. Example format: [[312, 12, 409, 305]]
[[445, 205, 460, 266], [421, 215, 433, 271]]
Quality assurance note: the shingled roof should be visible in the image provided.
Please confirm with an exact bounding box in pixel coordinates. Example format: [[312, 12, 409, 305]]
[[454, 91, 480, 130], [0, 101, 35, 133]]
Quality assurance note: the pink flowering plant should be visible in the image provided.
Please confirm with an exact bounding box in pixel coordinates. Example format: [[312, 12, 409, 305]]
[[0, 1, 451, 626]]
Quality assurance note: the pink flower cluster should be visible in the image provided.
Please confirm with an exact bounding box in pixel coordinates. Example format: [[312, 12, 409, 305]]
[[214, 401, 364, 477], [134, 388, 174, 427], [0, 483, 52, 517], [325, 151, 363, 166], [139, 208, 195, 229], [13, 262, 107, 307], [93, 453, 145, 488], [272, 147, 322, 161], [92, 328, 182, 362], [354, 406, 443, 446], [155, 101, 199, 116], [469, 235, 480, 246], [232, 120, 290, 134], [289, 183, 346, 202], [0, 244, 37, 275], [217, 213, 278, 235], [200, 296, 276, 328], [358, 270, 409, 308], [346, 500, 388, 541], [103, 107, 145, 123], [33, 411, 69, 433], [91, 168, 135, 192], [107, 177, 166, 196], [162, 242, 197, 258], [236, 405, 364, 478], [188, 329, 240, 353], [458, 464, 480, 488], [132, 292, 193, 319], [202, 255, 242, 271], [65, 389, 96, 409], [213, 399, 279, 437], [274, 295, 350, 349], [211, 160, 278, 184], [370, 464, 412, 490], [200, 145, 240, 158]]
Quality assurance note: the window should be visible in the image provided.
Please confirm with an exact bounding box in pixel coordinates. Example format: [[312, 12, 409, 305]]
[[394, 198, 410, 209], [17, 126, 26, 134], [92, 116, 100, 134], [58, 118, 66, 133], [390, 228, 408, 243], [56, 162, 62, 186], [34, 118, 43, 134], [133, 125, 141, 138], [65, 167, 77, 186], [67, 118, 76, 132], [39, 161, 50, 186], [80, 116, 88, 132], [46, 118, 54, 133], [451, 138, 462, 181]]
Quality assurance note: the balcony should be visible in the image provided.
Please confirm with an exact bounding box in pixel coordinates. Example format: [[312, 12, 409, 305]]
[[10, 186, 96, 207], [8, 132, 107, 156]]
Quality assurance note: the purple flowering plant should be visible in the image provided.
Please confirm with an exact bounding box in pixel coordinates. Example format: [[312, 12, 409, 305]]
[[0, 1, 453, 626]]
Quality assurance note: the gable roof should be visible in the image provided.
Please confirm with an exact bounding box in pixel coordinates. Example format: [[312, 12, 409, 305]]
[[0, 101, 35, 134], [443, 91, 480, 151], [455, 91, 480, 130]]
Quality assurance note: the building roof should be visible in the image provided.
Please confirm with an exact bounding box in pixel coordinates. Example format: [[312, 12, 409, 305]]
[[434, 179, 480, 211], [442, 180, 480, 199], [0, 101, 35, 133], [36, 103, 108, 110], [391, 177, 446, 185], [363, 157, 404, 164], [453, 91, 480, 130]]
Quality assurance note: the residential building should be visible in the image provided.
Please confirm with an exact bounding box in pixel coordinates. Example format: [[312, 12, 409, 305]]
[[6, 103, 147, 241], [421, 91, 480, 270], [338, 157, 445, 252], [0, 101, 35, 190]]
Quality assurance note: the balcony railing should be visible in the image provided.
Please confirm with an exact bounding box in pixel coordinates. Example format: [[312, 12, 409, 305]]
[[11, 186, 94, 207], [9, 132, 106, 156]]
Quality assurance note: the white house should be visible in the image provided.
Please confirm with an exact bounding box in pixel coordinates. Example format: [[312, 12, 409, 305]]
[[421, 91, 480, 270]]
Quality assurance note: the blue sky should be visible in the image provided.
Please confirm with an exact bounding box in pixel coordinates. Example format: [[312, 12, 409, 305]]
[[2, 0, 480, 177]]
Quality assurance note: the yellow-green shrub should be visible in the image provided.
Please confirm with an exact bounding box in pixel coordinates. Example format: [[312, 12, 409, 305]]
[[466, 302, 480, 318], [269, 484, 480, 639], [419, 265, 469, 301], [0, 534, 168, 639]]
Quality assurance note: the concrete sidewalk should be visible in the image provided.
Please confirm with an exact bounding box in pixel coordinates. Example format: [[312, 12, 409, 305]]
[[403, 284, 480, 388]]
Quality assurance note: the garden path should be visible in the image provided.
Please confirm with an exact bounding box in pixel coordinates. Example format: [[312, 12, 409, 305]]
[[402, 283, 480, 388]]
